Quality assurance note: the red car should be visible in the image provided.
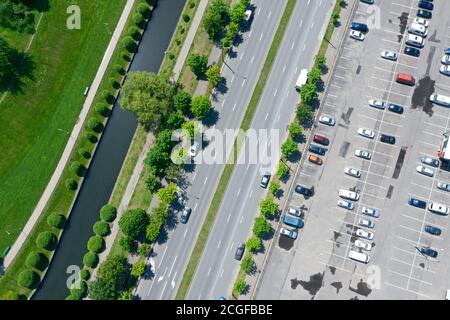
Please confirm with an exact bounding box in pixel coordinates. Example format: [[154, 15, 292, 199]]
[[313, 134, 329, 146]]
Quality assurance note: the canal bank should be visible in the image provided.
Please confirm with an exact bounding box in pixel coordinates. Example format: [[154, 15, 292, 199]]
[[33, 0, 186, 300]]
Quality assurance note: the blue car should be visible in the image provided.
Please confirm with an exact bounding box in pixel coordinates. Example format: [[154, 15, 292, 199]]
[[425, 225, 442, 236], [360, 0, 374, 4], [388, 103, 404, 114], [282, 215, 304, 229], [309, 144, 327, 156], [418, 1, 433, 11], [445, 48, 450, 55], [408, 197, 427, 209], [351, 22, 369, 32]]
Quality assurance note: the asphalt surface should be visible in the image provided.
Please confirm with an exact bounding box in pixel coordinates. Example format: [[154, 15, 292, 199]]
[[254, 0, 450, 300], [136, 0, 287, 300], [186, 0, 335, 300]]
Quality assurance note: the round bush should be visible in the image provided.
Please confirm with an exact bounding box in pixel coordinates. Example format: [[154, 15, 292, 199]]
[[110, 78, 120, 90], [182, 13, 190, 23], [70, 280, 88, 299], [83, 252, 99, 268], [121, 50, 131, 62], [95, 103, 110, 117], [36, 231, 57, 251], [101, 89, 115, 104], [65, 178, 78, 191], [87, 118, 104, 133], [25, 252, 49, 271], [119, 236, 134, 253], [70, 161, 85, 177], [65, 294, 80, 300], [100, 204, 117, 222], [93, 221, 110, 237], [78, 148, 91, 159], [128, 26, 141, 40], [132, 12, 145, 28], [47, 212, 66, 229], [87, 236, 105, 253], [137, 3, 151, 18], [114, 64, 126, 76], [189, 0, 195, 9], [84, 132, 98, 144], [17, 270, 40, 289], [122, 36, 137, 53], [79, 269, 91, 281]]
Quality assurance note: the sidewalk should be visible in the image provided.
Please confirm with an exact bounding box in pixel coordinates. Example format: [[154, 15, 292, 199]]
[[3, 0, 136, 269], [239, 0, 358, 300]]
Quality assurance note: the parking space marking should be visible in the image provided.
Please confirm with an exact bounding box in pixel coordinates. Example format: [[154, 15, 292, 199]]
[[423, 131, 443, 139], [388, 269, 433, 286], [384, 282, 431, 299], [382, 38, 400, 45]]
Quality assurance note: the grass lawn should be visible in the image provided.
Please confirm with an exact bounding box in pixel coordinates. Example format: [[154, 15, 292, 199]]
[[0, 0, 126, 251]]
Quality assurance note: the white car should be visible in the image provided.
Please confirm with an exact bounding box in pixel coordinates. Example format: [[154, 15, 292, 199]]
[[359, 218, 375, 229], [319, 115, 336, 126], [380, 50, 398, 61], [368, 99, 385, 109], [416, 165, 434, 177], [354, 239, 372, 251], [337, 199, 355, 210], [442, 55, 450, 65], [437, 182, 450, 192], [440, 65, 450, 76], [356, 228, 374, 240], [280, 227, 298, 239], [190, 141, 200, 157], [413, 17, 429, 28], [350, 30, 365, 41], [421, 156, 439, 167], [428, 202, 449, 216], [355, 149, 372, 160], [361, 206, 380, 218], [344, 167, 361, 178], [287, 207, 303, 217], [358, 128, 375, 139]]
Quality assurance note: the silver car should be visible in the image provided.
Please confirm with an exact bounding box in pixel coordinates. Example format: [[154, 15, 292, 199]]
[[354, 239, 372, 251], [380, 50, 398, 61], [355, 149, 372, 160], [437, 182, 450, 192], [359, 218, 375, 229], [337, 199, 355, 210], [368, 99, 385, 109], [442, 55, 450, 65], [440, 65, 450, 76], [280, 227, 298, 239], [356, 229, 374, 240], [361, 206, 380, 218], [344, 167, 361, 178], [350, 30, 365, 41], [319, 115, 336, 126], [416, 165, 434, 177], [421, 156, 439, 167], [358, 128, 375, 139]]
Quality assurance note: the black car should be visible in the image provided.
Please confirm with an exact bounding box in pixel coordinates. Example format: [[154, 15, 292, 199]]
[[180, 207, 192, 224], [388, 103, 404, 114], [308, 144, 326, 156], [234, 243, 245, 260], [295, 185, 314, 197], [404, 46, 420, 57], [351, 22, 369, 32], [380, 134, 396, 144], [420, 247, 438, 258], [408, 197, 427, 209], [417, 9, 432, 19], [418, 1, 433, 11], [425, 225, 442, 236]]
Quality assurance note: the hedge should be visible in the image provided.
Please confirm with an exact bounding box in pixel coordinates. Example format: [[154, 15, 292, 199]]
[[93, 221, 110, 237], [47, 212, 66, 229], [100, 204, 117, 222], [17, 270, 40, 289], [36, 231, 57, 251], [87, 236, 105, 253], [137, 3, 151, 18], [25, 252, 49, 271], [132, 12, 145, 28], [83, 252, 99, 268]]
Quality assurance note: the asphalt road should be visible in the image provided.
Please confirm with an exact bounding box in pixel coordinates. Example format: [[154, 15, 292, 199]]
[[136, 0, 287, 300], [186, 0, 334, 300]]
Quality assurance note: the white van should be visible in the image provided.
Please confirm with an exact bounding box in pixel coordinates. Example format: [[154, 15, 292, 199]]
[[349, 250, 370, 263], [408, 23, 428, 37], [295, 69, 308, 90], [430, 93, 450, 107], [406, 34, 424, 48], [338, 189, 360, 201]]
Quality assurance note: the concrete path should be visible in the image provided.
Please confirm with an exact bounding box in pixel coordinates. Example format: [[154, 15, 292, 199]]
[[3, 0, 136, 269]]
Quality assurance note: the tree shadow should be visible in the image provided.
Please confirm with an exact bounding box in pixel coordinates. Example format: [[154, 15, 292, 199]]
[[228, 47, 238, 59], [22, 0, 50, 12], [165, 210, 179, 231], [340, 0, 348, 8], [261, 228, 275, 241], [156, 228, 168, 245], [202, 108, 219, 127], [215, 77, 228, 96], [232, 33, 244, 48], [141, 261, 155, 281], [286, 150, 302, 163], [1, 52, 36, 94]]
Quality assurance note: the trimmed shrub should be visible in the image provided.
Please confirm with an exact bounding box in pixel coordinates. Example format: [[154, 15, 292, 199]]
[[95, 103, 110, 117], [137, 3, 151, 18], [121, 50, 131, 62], [101, 90, 115, 104], [47, 212, 66, 229], [119, 236, 134, 253], [78, 148, 91, 159], [70, 161, 85, 177], [65, 178, 78, 191], [83, 252, 99, 268], [70, 280, 88, 299], [17, 270, 40, 289], [119, 209, 149, 240], [137, 243, 151, 257], [182, 13, 190, 22], [66, 294, 80, 300], [114, 64, 126, 76], [84, 132, 98, 144], [36, 231, 57, 251], [110, 78, 120, 90], [122, 36, 137, 53], [25, 252, 49, 271], [100, 204, 117, 222], [189, 0, 196, 9], [87, 236, 105, 253], [132, 12, 145, 28], [174, 91, 192, 113], [87, 118, 104, 133], [79, 269, 91, 281], [93, 221, 110, 237], [128, 26, 141, 40]]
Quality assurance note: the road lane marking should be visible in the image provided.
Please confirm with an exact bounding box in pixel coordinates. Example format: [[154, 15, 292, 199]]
[[242, 79, 246, 87], [194, 203, 198, 210], [158, 267, 167, 282], [233, 103, 237, 111], [159, 281, 168, 299], [221, 99, 226, 107], [251, 56, 254, 64], [237, 188, 241, 196], [249, 190, 253, 198], [240, 215, 244, 224], [268, 10, 272, 19], [207, 266, 212, 276], [227, 213, 231, 222], [265, 113, 269, 121], [204, 177, 208, 185], [184, 229, 188, 238], [240, 52, 244, 61], [231, 74, 235, 83], [158, 246, 168, 268], [274, 89, 278, 97], [217, 240, 222, 249], [220, 269, 224, 278], [171, 271, 177, 288], [260, 33, 264, 41]]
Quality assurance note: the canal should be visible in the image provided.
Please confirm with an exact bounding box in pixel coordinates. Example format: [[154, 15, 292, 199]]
[[33, 0, 186, 300]]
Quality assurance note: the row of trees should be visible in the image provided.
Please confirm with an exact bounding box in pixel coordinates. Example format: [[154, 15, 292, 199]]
[[0, 0, 36, 34]]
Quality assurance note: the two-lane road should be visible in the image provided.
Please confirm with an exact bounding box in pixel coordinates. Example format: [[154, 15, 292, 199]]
[[186, 0, 335, 300], [136, 0, 287, 300]]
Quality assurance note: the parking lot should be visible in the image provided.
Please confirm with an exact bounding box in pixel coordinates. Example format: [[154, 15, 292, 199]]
[[255, 0, 450, 300]]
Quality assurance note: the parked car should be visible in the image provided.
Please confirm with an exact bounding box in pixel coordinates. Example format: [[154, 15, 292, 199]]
[[425, 225, 442, 236], [437, 182, 450, 192], [313, 134, 329, 146], [441, 55, 450, 65], [404, 46, 421, 57], [359, 218, 375, 229], [413, 17, 429, 28], [355, 149, 372, 160], [418, 1, 433, 11], [360, 0, 374, 4], [295, 185, 314, 197], [309, 144, 327, 156], [396, 73, 416, 85], [440, 65, 450, 76], [190, 141, 200, 157], [421, 156, 439, 167], [350, 30, 365, 41], [445, 48, 450, 55], [430, 93, 450, 107], [180, 207, 192, 224], [405, 34, 424, 49], [287, 207, 303, 218], [388, 103, 404, 114], [381, 50, 398, 61], [319, 115, 336, 126], [356, 229, 374, 240], [408, 197, 427, 209], [358, 128, 375, 139], [234, 243, 245, 260], [282, 215, 304, 228], [260, 171, 271, 188], [351, 22, 369, 32], [380, 134, 396, 144], [337, 199, 355, 210], [420, 247, 438, 258], [354, 239, 372, 251], [344, 167, 361, 178], [428, 202, 449, 215], [280, 227, 298, 239], [416, 165, 434, 177], [369, 99, 385, 109], [417, 9, 432, 19], [408, 22, 428, 37], [308, 154, 323, 165], [361, 206, 380, 218]]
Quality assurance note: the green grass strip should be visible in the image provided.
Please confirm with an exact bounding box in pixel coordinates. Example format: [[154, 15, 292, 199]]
[[175, 0, 297, 299]]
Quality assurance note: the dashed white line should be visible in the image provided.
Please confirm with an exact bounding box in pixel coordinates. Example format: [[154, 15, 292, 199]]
[[274, 89, 278, 97], [251, 56, 254, 64], [217, 240, 222, 249], [204, 177, 208, 185], [240, 215, 244, 224]]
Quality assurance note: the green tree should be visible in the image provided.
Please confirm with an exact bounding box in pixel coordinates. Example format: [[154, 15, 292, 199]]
[[181, 121, 198, 141], [246, 236, 262, 253], [89, 278, 118, 300], [281, 138, 298, 158], [230, 1, 247, 24], [146, 203, 169, 242], [277, 162, 289, 178], [145, 174, 159, 193], [47, 212, 66, 229], [119, 209, 149, 240], [314, 54, 326, 69], [300, 81, 318, 105], [307, 67, 322, 87], [145, 146, 171, 177], [93, 221, 110, 237], [241, 255, 254, 274], [297, 103, 312, 124], [171, 148, 187, 166], [118, 290, 134, 300], [87, 236, 105, 253], [25, 252, 48, 271], [100, 204, 117, 222], [174, 91, 192, 114], [259, 198, 278, 217], [137, 243, 151, 256], [36, 231, 57, 251], [191, 95, 211, 119], [131, 259, 146, 277], [253, 216, 271, 237], [234, 279, 247, 295], [98, 255, 129, 289], [157, 182, 177, 204], [17, 270, 40, 289], [167, 111, 184, 129], [288, 122, 303, 139], [187, 53, 208, 78], [203, 0, 229, 40], [83, 252, 99, 268], [225, 21, 239, 42], [269, 181, 280, 197], [206, 65, 222, 87]]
